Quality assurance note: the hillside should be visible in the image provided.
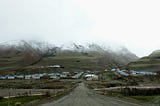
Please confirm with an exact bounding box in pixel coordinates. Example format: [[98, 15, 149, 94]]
[[0, 41, 42, 74], [127, 50, 160, 71], [0, 40, 138, 74]]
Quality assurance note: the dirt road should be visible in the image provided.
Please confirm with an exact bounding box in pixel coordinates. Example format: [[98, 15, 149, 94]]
[[39, 83, 142, 106]]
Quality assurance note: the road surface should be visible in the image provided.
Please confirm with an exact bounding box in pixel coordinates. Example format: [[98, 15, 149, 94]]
[[39, 83, 142, 106]]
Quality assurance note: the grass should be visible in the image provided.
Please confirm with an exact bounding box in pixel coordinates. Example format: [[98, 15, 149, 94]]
[[99, 71, 116, 80], [128, 95, 160, 104], [28, 56, 102, 71], [102, 91, 160, 104], [129, 95, 156, 102], [0, 95, 43, 106], [105, 90, 160, 104], [0, 80, 78, 106], [0, 79, 76, 89]]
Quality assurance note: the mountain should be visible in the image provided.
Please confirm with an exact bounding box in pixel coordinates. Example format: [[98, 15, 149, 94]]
[[0, 40, 138, 74], [33, 43, 138, 71], [127, 50, 160, 71], [0, 40, 40, 73]]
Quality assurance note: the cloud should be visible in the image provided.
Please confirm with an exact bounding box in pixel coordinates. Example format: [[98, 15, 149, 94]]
[[0, 0, 160, 57]]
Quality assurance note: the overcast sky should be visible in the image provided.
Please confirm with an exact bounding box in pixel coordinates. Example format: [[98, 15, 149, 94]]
[[0, 0, 160, 57]]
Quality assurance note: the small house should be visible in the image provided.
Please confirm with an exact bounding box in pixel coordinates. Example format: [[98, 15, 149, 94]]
[[32, 74, 41, 79], [0, 76, 7, 80], [25, 75, 32, 79], [16, 75, 24, 79], [7, 76, 15, 80], [50, 75, 60, 80], [51, 65, 61, 68], [84, 74, 98, 81]]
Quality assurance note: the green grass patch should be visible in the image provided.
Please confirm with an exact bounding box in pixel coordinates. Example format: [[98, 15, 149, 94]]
[[128, 95, 160, 103], [129, 96, 155, 102], [99, 72, 115, 80], [0, 95, 43, 106]]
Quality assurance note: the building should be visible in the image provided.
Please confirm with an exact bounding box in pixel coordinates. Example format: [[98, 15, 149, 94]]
[[84, 74, 99, 81], [32, 74, 41, 79], [7, 76, 15, 80], [25, 75, 32, 79], [50, 75, 60, 80], [16, 75, 24, 79], [0, 76, 7, 80]]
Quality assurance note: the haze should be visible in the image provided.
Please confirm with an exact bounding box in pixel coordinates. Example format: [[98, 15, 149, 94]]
[[0, 0, 160, 57]]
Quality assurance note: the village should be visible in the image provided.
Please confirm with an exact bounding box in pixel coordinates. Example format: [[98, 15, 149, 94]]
[[0, 71, 84, 80], [0, 64, 157, 81], [0, 64, 159, 106], [0, 64, 99, 81]]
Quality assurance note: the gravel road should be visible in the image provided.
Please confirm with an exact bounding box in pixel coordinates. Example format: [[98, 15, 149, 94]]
[[39, 83, 142, 106]]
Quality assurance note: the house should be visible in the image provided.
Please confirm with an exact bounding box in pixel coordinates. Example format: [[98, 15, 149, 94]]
[[0, 76, 7, 80], [60, 74, 67, 78], [50, 75, 60, 80], [25, 75, 32, 79], [84, 74, 99, 81], [111, 69, 116, 72], [48, 73, 55, 76], [129, 70, 157, 76], [54, 65, 61, 68], [50, 65, 61, 68], [16, 75, 24, 79], [60, 72, 70, 78], [72, 72, 84, 79], [7, 76, 15, 80], [32, 74, 41, 79], [117, 70, 129, 76]]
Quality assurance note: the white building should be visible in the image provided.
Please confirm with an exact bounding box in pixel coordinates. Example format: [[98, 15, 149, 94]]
[[84, 74, 98, 81], [7, 76, 15, 80], [25, 75, 32, 79], [32, 74, 41, 79], [0, 76, 7, 80], [16, 75, 24, 79]]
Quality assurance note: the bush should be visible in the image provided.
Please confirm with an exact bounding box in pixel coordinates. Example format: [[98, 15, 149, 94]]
[[121, 88, 160, 96], [45, 91, 51, 97], [0, 96, 3, 101], [15, 102, 21, 106]]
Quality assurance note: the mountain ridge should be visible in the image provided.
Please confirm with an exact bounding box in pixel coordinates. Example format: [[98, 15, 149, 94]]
[[127, 50, 160, 71], [0, 40, 138, 74]]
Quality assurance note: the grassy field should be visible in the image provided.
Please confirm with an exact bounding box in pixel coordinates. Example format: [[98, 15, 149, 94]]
[[0, 95, 43, 106], [118, 95, 160, 105], [0, 54, 105, 75], [32, 56, 101, 70], [0, 79, 78, 106], [86, 71, 160, 105], [99, 71, 117, 80], [127, 52, 160, 71], [0, 79, 76, 89], [128, 95, 160, 103]]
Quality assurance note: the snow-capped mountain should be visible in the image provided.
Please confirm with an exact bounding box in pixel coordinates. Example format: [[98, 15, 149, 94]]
[[0, 40, 139, 73]]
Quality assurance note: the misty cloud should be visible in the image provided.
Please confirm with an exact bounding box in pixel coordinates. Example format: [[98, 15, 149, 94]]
[[0, 0, 160, 57]]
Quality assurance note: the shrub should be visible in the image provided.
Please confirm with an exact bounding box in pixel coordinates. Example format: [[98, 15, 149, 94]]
[[0, 96, 3, 101], [45, 91, 51, 97], [15, 102, 21, 106], [121, 88, 160, 96]]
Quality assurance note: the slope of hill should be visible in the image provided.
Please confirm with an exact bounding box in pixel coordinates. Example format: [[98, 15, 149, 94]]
[[127, 50, 160, 71], [0, 40, 138, 74], [0, 41, 42, 74]]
